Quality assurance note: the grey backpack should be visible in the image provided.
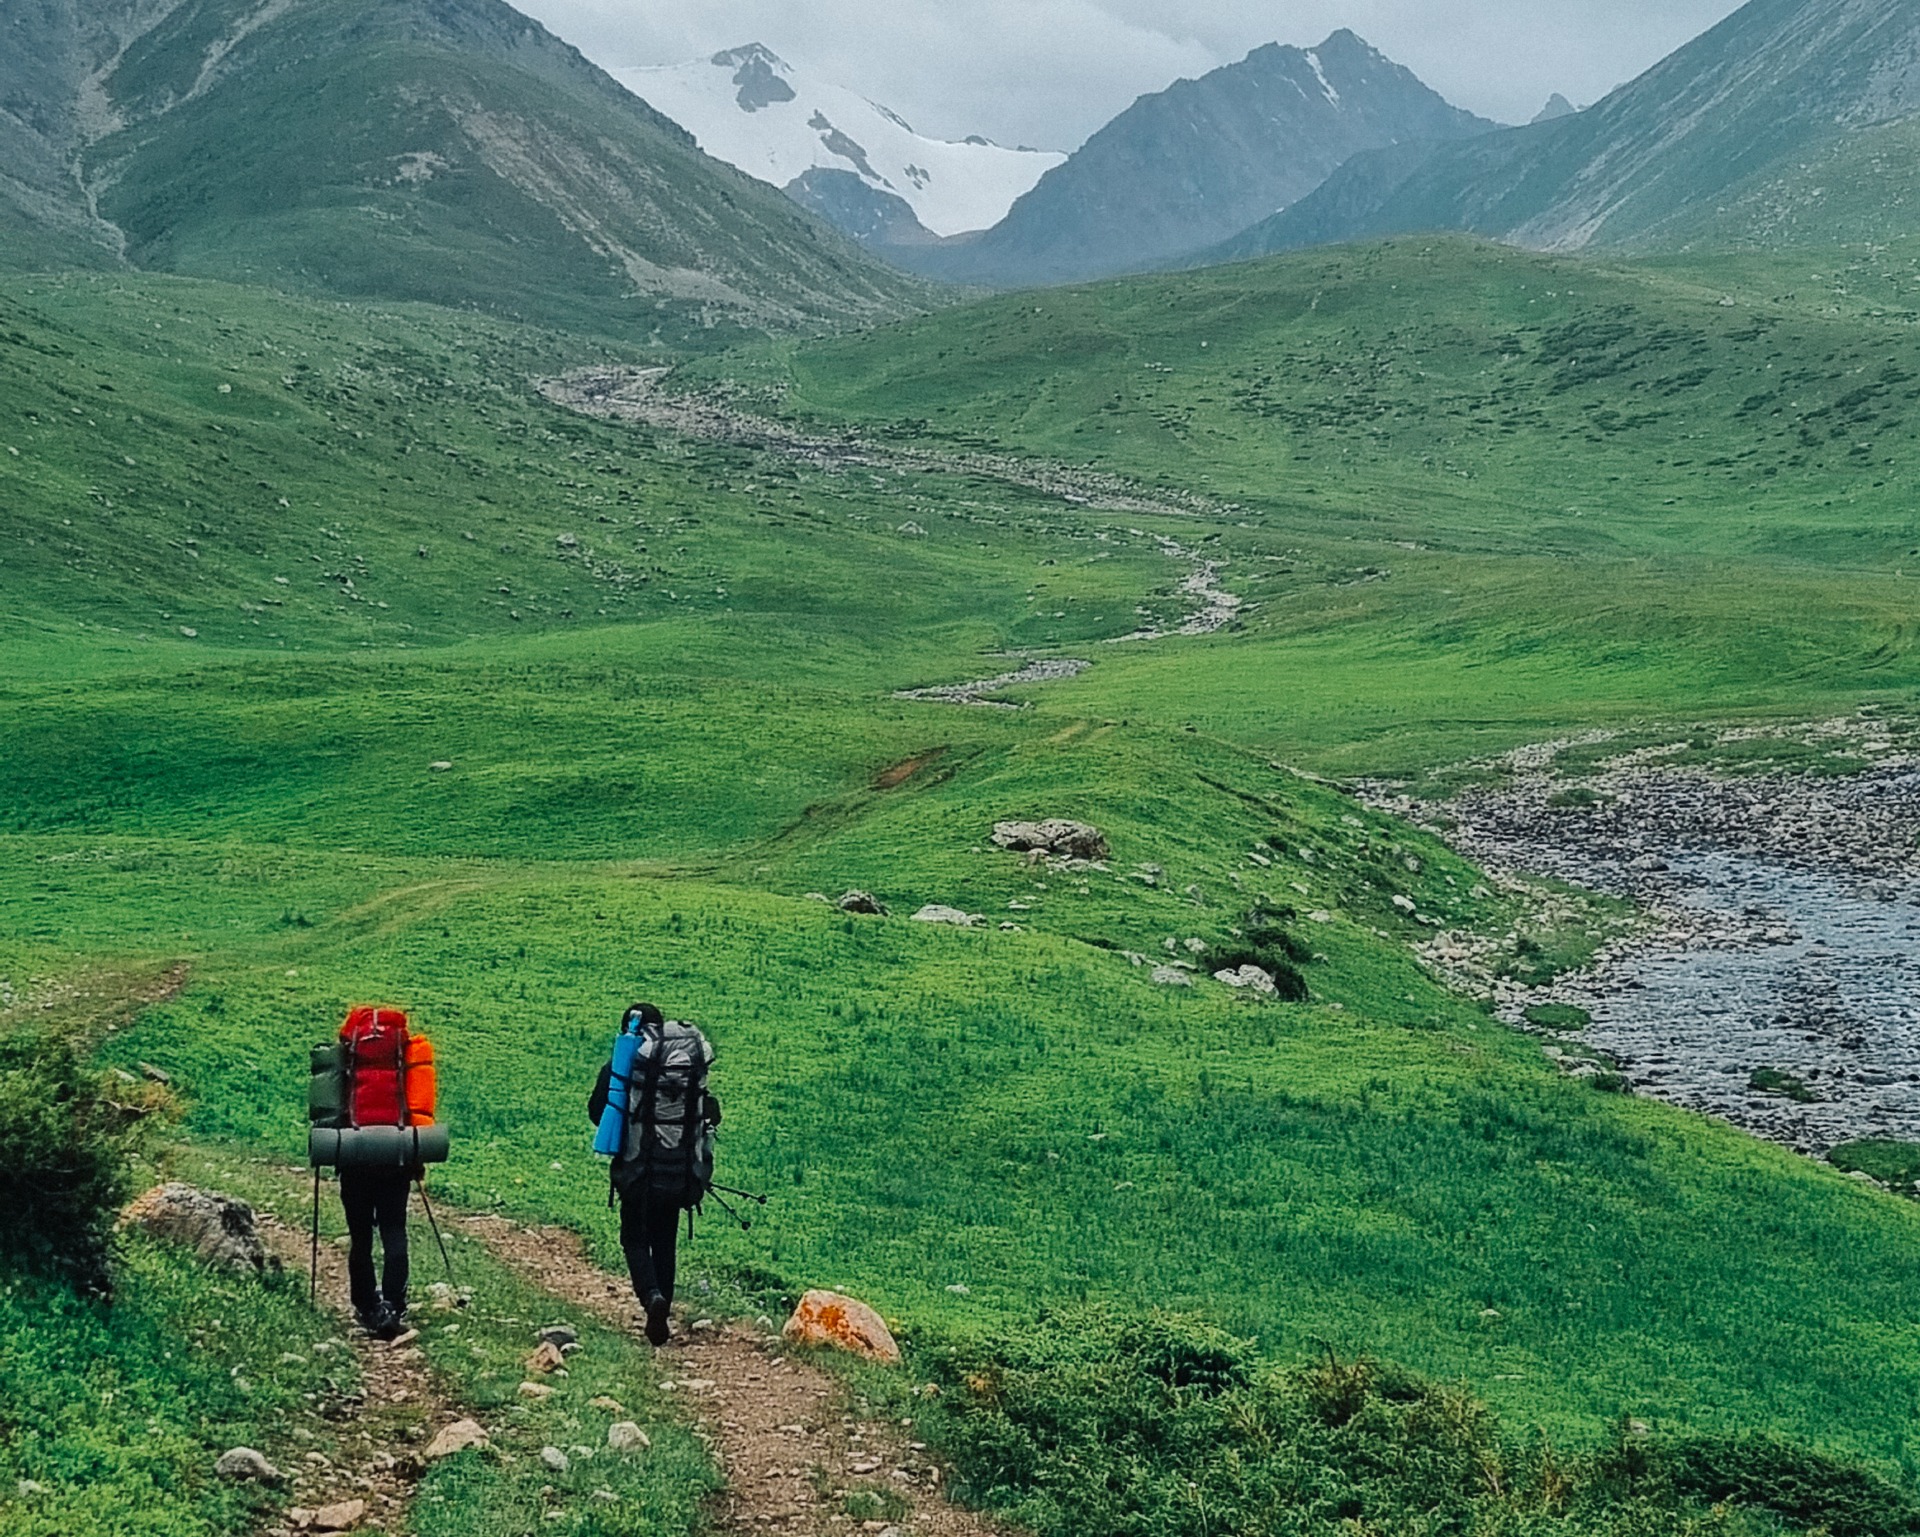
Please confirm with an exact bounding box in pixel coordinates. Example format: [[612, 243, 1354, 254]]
[[615, 1020, 716, 1208]]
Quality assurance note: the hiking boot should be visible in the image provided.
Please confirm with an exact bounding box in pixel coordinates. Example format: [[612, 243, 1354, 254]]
[[358, 1302, 406, 1343], [643, 1293, 671, 1347]]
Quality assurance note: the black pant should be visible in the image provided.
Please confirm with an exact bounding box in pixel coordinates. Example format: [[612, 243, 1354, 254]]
[[339, 1168, 411, 1320], [619, 1190, 681, 1306]]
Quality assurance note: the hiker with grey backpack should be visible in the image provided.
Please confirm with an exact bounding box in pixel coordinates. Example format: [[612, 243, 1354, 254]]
[[588, 1002, 729, 1345]]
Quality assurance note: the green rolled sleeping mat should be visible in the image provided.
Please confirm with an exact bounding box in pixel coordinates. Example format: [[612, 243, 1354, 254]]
[[308, 1124, 451, 1168], [309, 1041, 349, 1129]]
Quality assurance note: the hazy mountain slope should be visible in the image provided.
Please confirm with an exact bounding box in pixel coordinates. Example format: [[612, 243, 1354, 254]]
[[1233, 0, 1920, 257], [896, 30, 1496, 288], [617, 44, 1063, 242], [1, 0, 927, 341]]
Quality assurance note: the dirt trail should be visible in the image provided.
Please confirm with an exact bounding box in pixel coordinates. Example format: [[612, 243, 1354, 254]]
[[258, 1211, 451, 1536], [460, 1213, 1002, 1537]]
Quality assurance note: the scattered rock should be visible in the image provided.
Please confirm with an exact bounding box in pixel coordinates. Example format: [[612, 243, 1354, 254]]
[[537, 1325, 579, 1348], [556, 532, 579, 549], [837, 890, 889, 916], [1214, 965, 1278, 995], [540, 1446, 570, 1474], [137, 1061, 172, 1084], [423, 1420, 489, 1460], [525, 1341, 566, 1373], [311, 1499, 366, 1532], [121, 1185, 269, 1274], [214, 1447, 283, 1483], [518, 1381, 554, 1401], [911, 905, 978, 927], [782, 1290, 902, 1365], [179, 626, 198, 639], [588, 1396, 622, 1413], [1150, 966, 1194, 988], [991, 819, 1110, 861], [606, 1422, 651, 1453], [429, 761, 453, 772]]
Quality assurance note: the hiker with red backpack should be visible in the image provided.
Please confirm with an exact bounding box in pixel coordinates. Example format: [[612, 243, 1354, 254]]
[[308, 1005, 450, 1341], [589, 1002, 720, 1346]]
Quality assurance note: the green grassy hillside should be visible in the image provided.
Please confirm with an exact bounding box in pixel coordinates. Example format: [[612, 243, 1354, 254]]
[[14, 0, 928, 345], [11, 236, 1920, 1532], [697, 235, 1920, 773]]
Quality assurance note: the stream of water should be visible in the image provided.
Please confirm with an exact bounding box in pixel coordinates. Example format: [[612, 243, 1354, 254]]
[[1570, 852, 1920, 1152]]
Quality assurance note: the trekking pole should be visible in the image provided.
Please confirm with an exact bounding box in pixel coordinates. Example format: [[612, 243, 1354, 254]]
[[709, 1182, 768, 1207], [309, 1168, 321, 1304], [706, 1188, 754, 1233], [414, 1177, 457, 1286]]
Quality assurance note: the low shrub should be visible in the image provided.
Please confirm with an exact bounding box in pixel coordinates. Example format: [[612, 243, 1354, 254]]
[[913, 1308, 1914, 1537], [0, 1027, 169, 1289], [1829, 1139, 1920, 1192]]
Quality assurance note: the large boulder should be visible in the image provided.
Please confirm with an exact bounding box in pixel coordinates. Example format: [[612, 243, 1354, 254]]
[[783, 1289, 902, 1365], [992, 820, 1109, 861], [1215, 965, 1279, 996], [120, 1183, 269, 1274], [911, 905, 979, 927], [423, 1419, 489, 1460]]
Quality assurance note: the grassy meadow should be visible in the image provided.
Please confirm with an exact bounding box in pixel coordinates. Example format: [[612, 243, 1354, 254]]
[[9, 235, 1920, 1533]]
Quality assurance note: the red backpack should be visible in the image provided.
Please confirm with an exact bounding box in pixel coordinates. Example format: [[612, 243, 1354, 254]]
[[339, 1006, 435, 1127]]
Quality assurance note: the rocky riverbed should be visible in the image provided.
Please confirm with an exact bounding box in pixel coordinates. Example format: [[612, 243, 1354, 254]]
[[1367, 726, 1920, 1156]]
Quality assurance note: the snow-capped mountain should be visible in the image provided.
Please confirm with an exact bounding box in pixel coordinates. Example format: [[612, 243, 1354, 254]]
[[616, 44, 1065, 241], [892, 30, 1498, 288]]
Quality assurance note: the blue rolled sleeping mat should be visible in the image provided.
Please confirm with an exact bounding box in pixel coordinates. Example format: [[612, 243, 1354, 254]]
[[593, 1020, 643, 1156]]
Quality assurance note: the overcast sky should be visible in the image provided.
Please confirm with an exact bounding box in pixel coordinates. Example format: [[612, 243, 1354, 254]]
[[516, 0, 1749, 149]]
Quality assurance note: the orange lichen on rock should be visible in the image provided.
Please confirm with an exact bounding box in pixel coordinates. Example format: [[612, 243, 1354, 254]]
[[782, 1289, 902, 1365]]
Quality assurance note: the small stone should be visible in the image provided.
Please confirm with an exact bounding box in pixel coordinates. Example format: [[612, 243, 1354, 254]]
[[424, 1419, 489, 1460], [587, 1396, 622, 1413], [525, 1341, 566, 1373], [537, 1325, 578, 1348], [837, 890, 889, 916], [540, 1446, 570, 1474], [137, 1061, 172, 1084], [518, 1381, 554, 1401], [607, 1421, 651, 1453], [388, 1328, 419, 1348], [215, 1447, 283, 1483], [312, 1499, 366, 1532], [179, 626, 198, 639], [1150, 966, 1193, 987], [429, 761, 453, 772]]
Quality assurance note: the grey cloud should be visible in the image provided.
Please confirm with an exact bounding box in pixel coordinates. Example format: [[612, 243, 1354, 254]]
[[517, 0, 1747, 149]]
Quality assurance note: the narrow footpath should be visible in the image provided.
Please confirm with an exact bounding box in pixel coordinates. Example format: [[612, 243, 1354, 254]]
[[461, 1213, 1000, 1537]]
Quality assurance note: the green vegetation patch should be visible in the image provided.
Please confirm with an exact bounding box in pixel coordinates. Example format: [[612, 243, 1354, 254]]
[[1829, 1140, 1920, 1193], [1527, 1003, 1595, 1031], [0, 1238, 349, 1537], [913, 1308, 1920, 1537], [1750, 1068, 1821, 1104]]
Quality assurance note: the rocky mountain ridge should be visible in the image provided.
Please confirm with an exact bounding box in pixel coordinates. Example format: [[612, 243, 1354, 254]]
[[1224, 0, 1920, 257], [887, 29, 1498, 288]]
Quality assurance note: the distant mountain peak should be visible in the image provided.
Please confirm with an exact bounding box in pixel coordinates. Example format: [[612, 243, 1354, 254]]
[[891, 31, 1496, 287], [1532, 93, 1578, 124], [710, 42, 796, 112], [620, 50, 1063, 240]]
